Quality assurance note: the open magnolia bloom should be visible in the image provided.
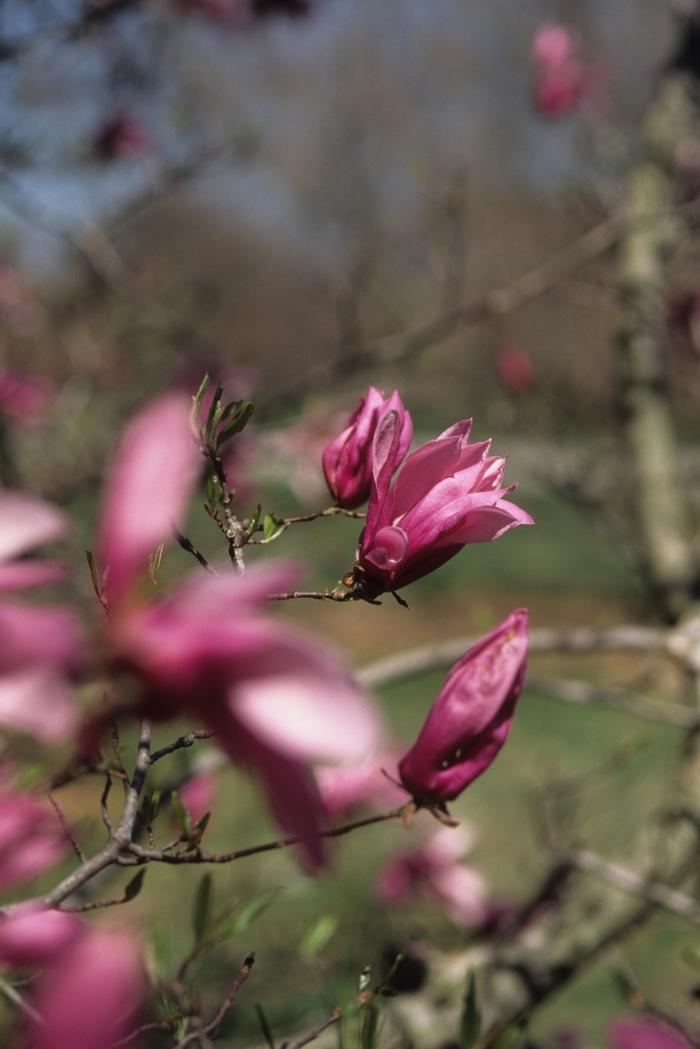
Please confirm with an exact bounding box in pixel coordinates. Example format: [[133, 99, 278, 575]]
[[357, 414, 533, 594], [0, 493, 82, 742], [322, 386, 412, 509], [93, 394, 381, 868], [398, 610, 528, 804]]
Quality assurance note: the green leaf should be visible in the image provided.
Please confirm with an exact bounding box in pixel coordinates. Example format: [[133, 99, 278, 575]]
[[255, 1003, 276, 1049], [233, 888, 279, 934], [192, 373, 211, 420], [192, 873, 213, 945], [460, 971, 480, 1049], [124, 870, 146, 902], [204, 383, 224, 440], [360, 1002, 379, 1049], [301, 915, 338, 960], [149, 789, 162, 823], [215, 400, 255, 448], [171, 790, 191, 838], [244, 504, 262, 541], [261, 513, 287, 544]]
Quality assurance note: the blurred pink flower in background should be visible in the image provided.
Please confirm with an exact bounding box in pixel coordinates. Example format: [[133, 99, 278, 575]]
[[398, 610, 528, 803], [0, 493, 82, 742], [93, 112, 152, 161], [608, 1017, 695, 1049], [179, 770, 216, 824], [358, 414, 533, 593], [93, 394, 381, 868], [531, 25, 592, 117], [322, 387, 412, 509], [0, 369, 54, 426], [315, 750, 406, 819], [376, 826, 490, 928], [0, 786, 66, 892], [496, 343, 535, 395], [0, 907, 145, 1049]]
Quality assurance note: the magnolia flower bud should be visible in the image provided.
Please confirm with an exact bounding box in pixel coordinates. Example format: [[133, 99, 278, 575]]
[[322, 387, 412, 509], [398, 610, 528, 802]]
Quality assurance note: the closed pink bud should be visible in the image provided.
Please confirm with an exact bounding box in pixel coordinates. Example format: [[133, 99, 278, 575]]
[[398, 610, 528, 802], [358, 416, 532, 593], [323, 387, 412, 509]]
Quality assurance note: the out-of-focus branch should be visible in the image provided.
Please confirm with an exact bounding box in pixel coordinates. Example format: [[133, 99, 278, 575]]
[[572, 847, 700, 925], [614, 10, 700, 620]]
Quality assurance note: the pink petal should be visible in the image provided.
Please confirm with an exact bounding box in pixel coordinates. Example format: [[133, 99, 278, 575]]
[[33, 927, 145, 1049], [0, 562, 65, 592], [0, 602, 83, 674], [362, 526, 408, 576], [431, 863, 489, 927], [97, 394, 200, 605], [391, 434, 489, 522], [608, 1019, 694, 1049], [0, 670, 77, 742], [0, 493, 67, 563], [0, 908, 82, 967]]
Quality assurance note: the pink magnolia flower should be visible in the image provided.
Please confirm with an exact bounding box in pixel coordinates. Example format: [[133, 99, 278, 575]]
[[0, 909, 145, 1049], [179, 770, 216, 825], [531, 25, 590, 117], [376, 826, 489, 927], [315, 750, 406, 820], [0, 493, 82, 742], [94, 394, 380, 868], [0, 787, 66, 892], [0, 369, 54, 426], [322, 387, 413, 509], [608, 1018, 695, 1049], [357, 414, 533, 593], [398, 610, 528, 803]]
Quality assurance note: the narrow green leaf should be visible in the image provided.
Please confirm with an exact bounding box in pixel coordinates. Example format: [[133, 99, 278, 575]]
[[261, 513, 287, 544], [244, 504, 262, 540], [459, 971, 480, 1049], [124, 869, 146, 901], [171, 790, 191, 837], [150, 789, 162, 822], [255, 1003, 276, 1049], [205, 383, 224, 440], [192, 873, 213, 945], [192, 373, 211, 418], [233, 888, 279, 933], [301, 915, 338, 959], [215, 400, 255, 448]]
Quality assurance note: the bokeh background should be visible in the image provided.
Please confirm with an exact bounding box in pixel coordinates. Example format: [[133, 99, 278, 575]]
[[1, 1, 699, 1046]]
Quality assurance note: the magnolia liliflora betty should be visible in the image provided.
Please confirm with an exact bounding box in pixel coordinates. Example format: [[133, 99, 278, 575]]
[[398, 610, 528, 803], [358, 414, 533, 593], [94, 394, 380, 867], [322, 386, 412, 509]]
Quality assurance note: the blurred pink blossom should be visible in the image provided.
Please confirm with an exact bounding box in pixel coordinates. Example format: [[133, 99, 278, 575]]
[[179, 770, 216, 824], [358, 415, 533, 593], [496, 343, 534, 395], [94, 394, 381, 867], [315, 751, 406, 820], [531, 25, 592, 118], [0, 909, 145, 1049], [608, 1018, 695, 1049], [322, 387, 412, 509], [0, 369, 54, 426], [398, 610, 528, 803], [0, 787, 66, 892], [0, 493, 82, 742], [376, 826, 489, 927]]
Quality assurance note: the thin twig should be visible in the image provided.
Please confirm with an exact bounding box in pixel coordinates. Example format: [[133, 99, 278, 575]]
[[47, 793, 85, 863], [173, 529, 216, 575], [127, 807, 405, 866], [527, 674, 700, 728], [113, 1019, 181, 1047], [287, 1010, 343, 1049], [573, 848, 700, 926], [173, 954, 255, 1048], [0, 976, 43, 1025], [149, 730, 214, 764]]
